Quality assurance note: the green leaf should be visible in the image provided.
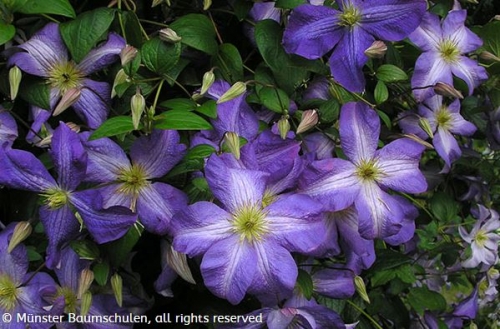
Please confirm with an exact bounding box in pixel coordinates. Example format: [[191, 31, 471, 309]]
[[479, 21, 500, 57], [120, 10, 143, 48], [70, 240, 100, 260], [407, 286, 447, 314], [60, 8, 115, 63], [376, 64, 408, 83], [371, 269, 396, 287], [374, 80, 389, 104], [159, 98, 197, 111], [104, 225, 143, 267], [0, 22, 15, 45], [170, 14, 217, 55], [89, 116, 135, 140], [14, 0, 75, 17], [213, 43, 244, 83], [318, 99, 340, 123], [257, 86, 289, 113], [141, 38, 181, 76], [20, 78, 50, 110], [429, 192, 460, 223], [154, 110, 213, 130], [185, 144, 216, 160], [93, 262, 110, 286], [164, 58, 189, 86], [296, 269, 314, 300], [196, 100, 217, 119], [275, 0, 306, 9], [377, 109, 392, 129]]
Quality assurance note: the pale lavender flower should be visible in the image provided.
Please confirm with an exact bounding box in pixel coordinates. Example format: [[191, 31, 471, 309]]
[[0, 108, 18, 147]]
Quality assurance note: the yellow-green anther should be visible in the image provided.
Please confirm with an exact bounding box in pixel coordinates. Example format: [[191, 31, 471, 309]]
[[433, 82, 463, 99], [9, 66, 21, 100], [7, 222, 32, 253], [0, 274, 18, 311], [159, 28, 182, 43], [217, 82, 246, 104], [354, 276, 370, 304], [364, 40, 387, 59], [131, 88, 145, 130], [278, 116, 290, 140], [418, 117, 434, 139], [200, 69, 215, 95], [111, 273, 123, 307], [111, 69, 129, 98], [296, 109, 319, 134], [223, 131, 241, 160], [80, 291, 92, 316], [166, 245, 196, 284], [77, 268, 94, 299], [120, 45, 138, 66], [203, 0, 212, 10], [53, 88, 81, 116]]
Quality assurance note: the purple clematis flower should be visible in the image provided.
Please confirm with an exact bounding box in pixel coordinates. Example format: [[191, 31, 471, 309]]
[[0, 108, 18, 147], [8, 23, 125, 128], [0, 223, 58, 329], [283, 0, 426, 92], [172, 153, 326, 305], [81, 129, 187, 235], [299, 102, 427, 241], [409, 10, 488, 102], [0, 123, 136, 268]]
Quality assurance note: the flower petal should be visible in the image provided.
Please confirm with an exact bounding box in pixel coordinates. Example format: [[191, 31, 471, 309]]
[[73, 79, 111, 129], [0, 224, 28, 283], [442, 10, 482, 53], [130, 129, 186, 178], [76, 33, 125, 75], [312, 268, 355, 299], [411, 53, 452, 102], [433, 127, 461, 170], [201, 236, 257, 305], [0, 110, 18, 146], [383, 195, 418, 245], [283, 4, 343, 59], [54, 247, 89, 290], [450, 57, 488, 96], [408, 12, 442, 51]]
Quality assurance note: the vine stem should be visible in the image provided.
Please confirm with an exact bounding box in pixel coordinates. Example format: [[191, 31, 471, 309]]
[[346, 300, 384, 329]]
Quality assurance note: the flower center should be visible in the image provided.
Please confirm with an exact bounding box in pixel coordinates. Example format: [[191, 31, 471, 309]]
[[41, 188, 70, 210], [48, 61, 84, 94], [0, 274, 18, 311], [435, 106, 452, 129], [117, 165, 148, 197], [232, 204, 268, 243], [261, 190, 277, 209], [439, 40, 460, 63], [475, 229, 488, 248], [338, 5, 361, 27], [356, 160, 379, 181], [56, 286, 78, 314]]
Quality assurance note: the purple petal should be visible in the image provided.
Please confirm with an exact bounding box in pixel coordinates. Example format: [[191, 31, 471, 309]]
[[8, 23, 67, 77], [433, 127, 461, 169], [73, 79, 111, 129], [70, 190, 137, 243], [383, 195, 418, 245], [450, 57, 488, 96], [283, 4, 343, 60], [303, 132, 335, 160], [54, 247, 89, 290], [130, 129, 186, 178], [98, 184, 133, 209], [201, 236, 257, 305], [26, 107, 51, 145], [310, 215, 341, 257], [136, 183, 188, 235], [302, 77, 331, 102], [266, 194, 326, 254], [50, 123, 87, 190], [340, 102, 380, 164], [172, 201, 233, 256], [411, 53, 452, 102], [250, 2, 281, 22], [329, 27, 373, 92], [0, 224, 28, 283], [312, 268, 355, 299], [453, 288, 478, 319], [442, 10, 483, 53], [0, 110, 18, 146], [408, 12, 442, 51], [205, 154, 268, 212], [0, 145, 56, 192], [375, 138, 427, 193], [76, 33, 125, 75], [397, 110, 428, 140], [360, 0, 426, 41]]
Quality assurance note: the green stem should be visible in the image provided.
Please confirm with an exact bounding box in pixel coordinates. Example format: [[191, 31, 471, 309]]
[[151, 79, 165, 112], [346, 300, 384, 329]]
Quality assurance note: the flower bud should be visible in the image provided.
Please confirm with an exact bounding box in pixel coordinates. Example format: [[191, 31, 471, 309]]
[[9, 66, 22, 100], [120, 45, 138, 66], [433, 82, 463, 99], [479, 51, 500, 63], [7, 222, 32, 253], [223, 131, 241, 159], [402, 133, 434, 149], [494, 15, 500, 21], [77, 268, 94, 299], [278, 116, 290, 140], [200, 69, 215, 95], [111, 273, 123, 307], [203, 0, 212, 10], [53, 88, 81, 116], [131, 88, 145, 130], [217, 82, 246, 104], [159, 28, 182, 43], [111, 69, 129, 98], [418, 117, 434, 139], [70, 240, 100, 261], [354, 276, 370, 304], [167, 244, 196, 284], [80, 291, 92, 316], [364, 40, 387, 59], [296, 109, 319, 134]]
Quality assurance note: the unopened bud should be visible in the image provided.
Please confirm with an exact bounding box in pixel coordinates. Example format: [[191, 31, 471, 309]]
[[80, 291, 92, 316], [402, 133, 434, 149], [203, 0, 212, 10], [418, 117, 434, 139], [9, 66, 22, 100], [167, 245, 196, 284], [223, 131, 241, 159], [494, 15, 500, 21], [480, 51, 500, 63], [77, 268, 94, 299], [36, 135, 53, 147], [278, 116, 290, 140], [7, 222, 32, 253], [200, 70, 215, 95], [296, 109, 319, 134], [111, 69, 129, 98], [159, 28, 182, 43], [53, 88, 81, 116], [131, 88, 145, 130], [354, 276, 370, 304], [191, 91, 203, 102], [65, 122, 81, 133], [152, 0, 164, 7], [217, 82, 246, 104], [469, 322, 478, 329], [111, 273, 123, 307], [120, 45, 138, 66], [434, 82, 463, 99], [364, 40, 387, 59], [70, 240, 100, 261]]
